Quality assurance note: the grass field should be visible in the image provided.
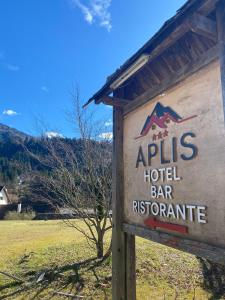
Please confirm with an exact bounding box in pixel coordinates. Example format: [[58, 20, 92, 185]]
[[0, 220, 222, 299]]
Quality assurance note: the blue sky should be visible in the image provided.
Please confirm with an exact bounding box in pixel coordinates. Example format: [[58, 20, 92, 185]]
[[0, 0, 186, 138]]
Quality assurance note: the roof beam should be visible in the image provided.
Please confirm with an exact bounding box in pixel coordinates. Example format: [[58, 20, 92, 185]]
[[142, 23, 190, 66], [198, 0, 219, 15], [124, 45, 218, 115], [94, 22, 191, 106], [188, 13, 217, 42], [93, 25, 190, 105], [100, 96, 130, 107]]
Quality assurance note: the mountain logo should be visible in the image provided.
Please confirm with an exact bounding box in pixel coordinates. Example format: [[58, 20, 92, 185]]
[[135, 102, 197, 140]]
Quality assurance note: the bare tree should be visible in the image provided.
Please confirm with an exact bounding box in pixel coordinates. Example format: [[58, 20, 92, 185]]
[[23, 90, 112, 258]]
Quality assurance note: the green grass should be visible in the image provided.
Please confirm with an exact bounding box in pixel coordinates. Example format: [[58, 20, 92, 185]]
[[0, 220, 221, 299]]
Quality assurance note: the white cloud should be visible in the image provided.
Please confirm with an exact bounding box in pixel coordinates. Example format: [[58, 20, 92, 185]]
[[104, 119, 112, 126], [41, 86, 49, 92], [44, 131, 64, 139], [99, 131, 113, 140], [6, 64, 20, 71], [74, 0, 93, 23], [2, 109, 18, 116], [71, 0, 112, 31]]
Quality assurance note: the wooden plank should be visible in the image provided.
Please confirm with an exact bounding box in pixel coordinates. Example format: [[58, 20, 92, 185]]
[[145, 66, 161, 84], [112, 105, 126, 300], [95, 23, 190, 106], [139, 22, 190, 69], [216, 0, 225, 123], [125, 233, 136, 300], [188, 13, 217, 42], [124, 45, 219, 115], [101, 96, 130, 107], [198, 0, 219, 15], [123, 223, 225, 265]]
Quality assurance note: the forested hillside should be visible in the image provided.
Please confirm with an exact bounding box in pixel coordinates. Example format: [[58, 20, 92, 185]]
[[0, 123, 31, 184], [0, 123, 77, 184], [0, 123, 112, 206], [0, 123, 53, 185]]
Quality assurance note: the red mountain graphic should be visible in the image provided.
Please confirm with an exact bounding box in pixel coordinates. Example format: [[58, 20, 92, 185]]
[[136, 102, 197, 139]]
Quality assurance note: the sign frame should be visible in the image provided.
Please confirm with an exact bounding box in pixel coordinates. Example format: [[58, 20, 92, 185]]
[[111, 2, 225, 299]]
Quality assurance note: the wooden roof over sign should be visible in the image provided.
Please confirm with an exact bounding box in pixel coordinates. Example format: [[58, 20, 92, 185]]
[[85, 0, 220, 113]]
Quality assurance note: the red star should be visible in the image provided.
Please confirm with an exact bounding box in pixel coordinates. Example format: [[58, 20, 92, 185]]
[[163, 130, 169, 137], [157, 132, 163, 139]]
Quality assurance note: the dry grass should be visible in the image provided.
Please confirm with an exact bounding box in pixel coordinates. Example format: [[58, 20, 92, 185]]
[[0, 220, 221, 299]]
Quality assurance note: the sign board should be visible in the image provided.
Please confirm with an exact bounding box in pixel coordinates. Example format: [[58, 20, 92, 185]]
[[87, 2, 225, 297], [123, 60, 225, 249]]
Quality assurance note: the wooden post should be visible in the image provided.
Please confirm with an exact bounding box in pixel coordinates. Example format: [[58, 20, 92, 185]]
[[125, 233, 136, 300], [112, 106, 126, 300], [216, 0, 225, 121], [112, 106, 136, 300]]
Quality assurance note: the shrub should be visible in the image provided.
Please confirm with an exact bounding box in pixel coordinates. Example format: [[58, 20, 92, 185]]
[[4, 210, 36, 220]]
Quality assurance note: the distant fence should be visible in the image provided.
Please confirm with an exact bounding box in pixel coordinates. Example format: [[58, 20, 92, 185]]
[[0, 207, 112, 220], [34, 210, 112, 220], [34, 212, 98, 220], [34, 213, 80, 220]]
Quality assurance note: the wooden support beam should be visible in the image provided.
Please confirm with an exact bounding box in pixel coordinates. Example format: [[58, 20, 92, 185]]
[[188, 13, 217, 42], [198, 0, 219, 15], [123, 223, 225, 265], [101, 96, 130, 107], [95, 22, 191, 106], [216, 0, 225, 123], [112, 98, 136, 299], [143, 22, 190, 66], [124, 45, 218, 115], [125, 234, 136, 300], [112, 106, 126, 300]]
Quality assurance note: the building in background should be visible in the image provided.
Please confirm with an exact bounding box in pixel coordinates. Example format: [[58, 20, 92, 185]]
[[0, 186, 10, 205]]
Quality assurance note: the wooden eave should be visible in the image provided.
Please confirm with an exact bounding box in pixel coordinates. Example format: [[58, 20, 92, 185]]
[[85, 0, 220, 113]]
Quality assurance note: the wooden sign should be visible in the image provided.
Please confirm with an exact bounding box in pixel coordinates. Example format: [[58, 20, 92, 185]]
[[86, 1, 225, 298], [123, 60, 225, 249]]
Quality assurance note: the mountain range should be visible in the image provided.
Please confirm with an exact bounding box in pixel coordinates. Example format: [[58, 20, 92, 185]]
[[0, 123, 77, 186], [0, 123, 29, 142]]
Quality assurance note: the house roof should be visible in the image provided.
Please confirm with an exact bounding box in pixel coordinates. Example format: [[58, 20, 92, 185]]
[[0, 186, 11, 204], [85, 0, 218, 107], [0, 186, 5, 191]]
